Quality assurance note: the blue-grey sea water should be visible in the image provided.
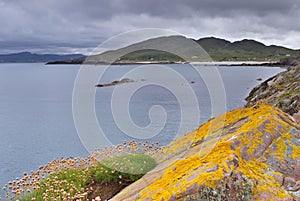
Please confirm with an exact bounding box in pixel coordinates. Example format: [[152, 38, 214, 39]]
[[0, 63, 284, 197]]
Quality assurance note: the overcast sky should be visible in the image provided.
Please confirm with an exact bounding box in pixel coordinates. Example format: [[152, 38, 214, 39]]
[[0, 0, 300, 54]]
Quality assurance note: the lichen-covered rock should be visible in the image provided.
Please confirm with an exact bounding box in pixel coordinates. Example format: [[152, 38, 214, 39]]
[[245, 59, 300, 117], [111, 105, 300, 201]]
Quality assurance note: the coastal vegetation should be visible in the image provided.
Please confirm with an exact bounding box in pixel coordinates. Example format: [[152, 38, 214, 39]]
[[2, 141, 159, 201]]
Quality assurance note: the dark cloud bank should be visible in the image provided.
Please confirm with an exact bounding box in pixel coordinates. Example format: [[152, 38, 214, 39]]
[[0, 0, 299, 54]]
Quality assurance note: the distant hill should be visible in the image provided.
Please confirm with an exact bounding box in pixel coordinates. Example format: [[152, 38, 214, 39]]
[[47, 36, 300, 64], [0, 52, 85, 63], [197, 37, 300, 61], [48, 35, 197, 64]]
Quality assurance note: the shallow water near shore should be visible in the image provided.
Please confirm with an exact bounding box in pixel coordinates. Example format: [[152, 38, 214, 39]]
[[0, 63, 284, 196]]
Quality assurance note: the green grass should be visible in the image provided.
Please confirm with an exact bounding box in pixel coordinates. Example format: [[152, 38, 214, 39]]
[[279, 89, 300, 102], [18, 153, 157, 201], [116, 48, 299, 62], [91, 153, 157, 183], [119, 49, 184, 62]]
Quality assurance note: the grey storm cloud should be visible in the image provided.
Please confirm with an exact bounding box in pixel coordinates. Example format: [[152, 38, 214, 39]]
[[0, 0, 299, 53]]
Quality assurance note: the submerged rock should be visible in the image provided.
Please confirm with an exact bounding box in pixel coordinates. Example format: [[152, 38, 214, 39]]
[[111, 105, 300, 201]]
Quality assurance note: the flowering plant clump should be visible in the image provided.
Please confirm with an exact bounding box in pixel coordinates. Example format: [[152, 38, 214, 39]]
[[2, 140, 159, 201]]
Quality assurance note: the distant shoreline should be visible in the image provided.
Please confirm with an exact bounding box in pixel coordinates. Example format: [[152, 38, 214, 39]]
[[191, 61, 275, 65], [46, 60, 282, 67], [190, 61, 281, 66]]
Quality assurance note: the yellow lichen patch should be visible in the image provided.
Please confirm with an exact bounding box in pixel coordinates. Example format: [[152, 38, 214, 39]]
[[137, 141, 238, 200], [292, 143, 300, 158], [133, 105, 300, 201], [238, 159, 291, 199], [157, 106, 276, 160]]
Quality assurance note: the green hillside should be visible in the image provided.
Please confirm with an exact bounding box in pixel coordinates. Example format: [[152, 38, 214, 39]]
[[48, 35, 300, 64], [83, 35, 200, 64], [197, 37, 300, 61], [119, 49, 183, 62]]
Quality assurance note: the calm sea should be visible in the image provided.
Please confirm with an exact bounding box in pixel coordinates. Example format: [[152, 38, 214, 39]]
[[0, 63, 284, 194]]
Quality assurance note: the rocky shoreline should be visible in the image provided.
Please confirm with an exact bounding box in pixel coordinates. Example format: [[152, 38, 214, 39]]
[[245, 57, 300, 121], [47, 59, 279, 66], [46, 55, 299, 67], [46, 59, 180, 65]]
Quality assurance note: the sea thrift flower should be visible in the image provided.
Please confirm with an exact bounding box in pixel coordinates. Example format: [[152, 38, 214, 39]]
[[95, 196, 101, 201], [2, 140, 159, 200]]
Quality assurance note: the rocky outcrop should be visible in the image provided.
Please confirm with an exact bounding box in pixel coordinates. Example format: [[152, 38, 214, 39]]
[[245, 58, 300, 120], [279, 57, 300, 67], [111, 105, 300, 201], [96, 78, 136, 87]]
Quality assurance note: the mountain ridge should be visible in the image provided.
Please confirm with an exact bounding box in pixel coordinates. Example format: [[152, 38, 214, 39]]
[[0, 52, 85, 63], [47, 35, 300, 64], [195, 37, 299, 61]]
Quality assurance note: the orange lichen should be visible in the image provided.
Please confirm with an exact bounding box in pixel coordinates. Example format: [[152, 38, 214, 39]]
[[135, 105, 299, 201]]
